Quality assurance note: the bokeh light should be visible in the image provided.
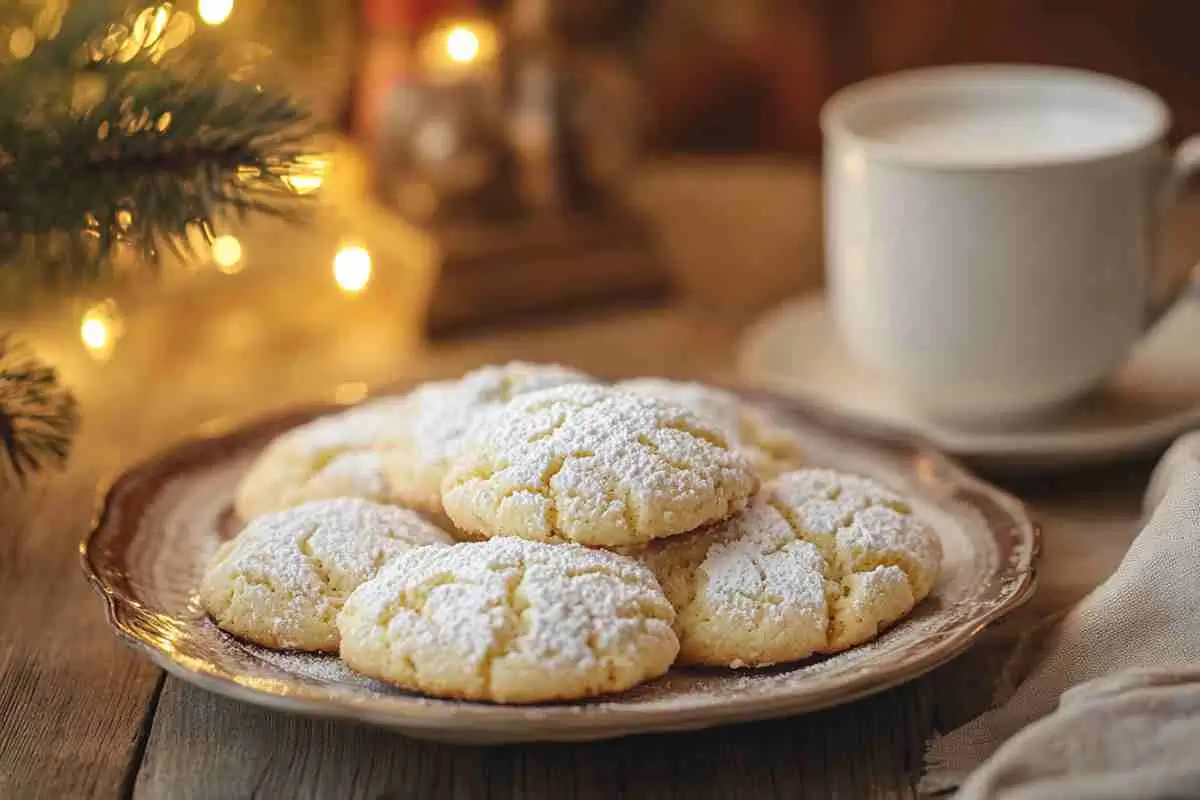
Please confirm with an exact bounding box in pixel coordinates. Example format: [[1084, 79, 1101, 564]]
[[80, 301, 123, 361], [211, 235, 243, 274], [333, 245, 371, 294], [198, 0, 233, 26], [419, 20, 498, 75], [446, 26, 480, 64], [283, 156, 329, 194]]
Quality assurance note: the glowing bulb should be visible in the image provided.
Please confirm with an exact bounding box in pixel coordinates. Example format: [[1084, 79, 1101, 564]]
[[80, 318, 109, 351], [198, 0, 233, 26], [333, 245, 371, 294], [445, 26, 480, 64], [80, 301, 122, 360], [286, 174, 322, 194], [211, 235, 243, 274]]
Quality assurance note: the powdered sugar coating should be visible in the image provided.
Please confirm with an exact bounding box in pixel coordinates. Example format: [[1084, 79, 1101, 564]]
[[233, 363, 593, 522], [234, 398, 410, 521], [380, 362, 594, 514], [618, 378, 804, 479], [640, 468, 942, 667], [337, 537, 678, 703], [441, 384, 759, 547], [201, 498, 454, 652]]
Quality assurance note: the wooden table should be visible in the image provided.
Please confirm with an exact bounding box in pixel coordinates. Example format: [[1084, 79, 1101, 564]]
[[0, 160, 1186, 798]]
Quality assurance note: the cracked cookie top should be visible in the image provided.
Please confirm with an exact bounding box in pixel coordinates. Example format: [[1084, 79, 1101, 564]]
[[200, 498, 454, 652], [234, 398, 411, 522], [617, 378, 805, 479], [380, 362, 596, 516], [639, 468, 942, 668], [233, 362, 593, 522], [337, 537, 679, 703], [440, 384, 759, 547]]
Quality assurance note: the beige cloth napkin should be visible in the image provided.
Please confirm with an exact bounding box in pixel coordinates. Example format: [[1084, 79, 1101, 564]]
[[921, 431, 1200, 798]]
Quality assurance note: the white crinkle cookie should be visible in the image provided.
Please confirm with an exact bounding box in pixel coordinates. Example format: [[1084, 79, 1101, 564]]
[[618, 378, 804, 479], [441, 384, 759, 547], [233, 362, 593, 522], [639, 468, 942, 668], [234, 398, 409, 522], [338, 537, 679, 703], [380, 362, 594, 515], [201, 498, 453, 652]]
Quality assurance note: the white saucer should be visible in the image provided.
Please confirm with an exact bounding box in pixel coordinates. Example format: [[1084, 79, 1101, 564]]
[[738, 293, 1200, 471]]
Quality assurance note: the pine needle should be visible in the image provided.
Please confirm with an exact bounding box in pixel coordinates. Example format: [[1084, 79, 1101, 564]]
[[0, 0, 318, 295], [0, 336, 79, 485]]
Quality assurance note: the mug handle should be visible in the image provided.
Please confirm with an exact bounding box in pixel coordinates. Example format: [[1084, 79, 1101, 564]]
[[1147, 134, 1200, 327]]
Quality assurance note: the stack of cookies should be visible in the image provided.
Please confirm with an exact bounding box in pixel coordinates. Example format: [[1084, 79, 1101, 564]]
[[202, 363, 941, 704]]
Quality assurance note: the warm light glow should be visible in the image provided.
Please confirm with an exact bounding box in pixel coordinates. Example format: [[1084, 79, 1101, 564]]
[[80, 301, 122, 360], [333, 246, 371, 294], [198, 0, 233, 26], [445, 26, 480, 64], [80, 318, 109, 351], [283, 156, 329, 194], [418, 20, 498, 77], [132, 5, 171, 48], [211, 235, 243, 273]]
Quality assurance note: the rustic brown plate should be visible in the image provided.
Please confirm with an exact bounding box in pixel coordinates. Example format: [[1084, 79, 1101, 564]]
[[81, 388, 1040, 744]]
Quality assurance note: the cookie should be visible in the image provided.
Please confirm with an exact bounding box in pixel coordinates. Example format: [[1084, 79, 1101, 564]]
[[380, 362, 594, 515], [441, 384, 759, 547], [618, 378, 804, 478], [233, 362, 592, 522], [337, 537, 679, 703], [234, 398, 409, 522], [200, 498, 453, 652], [639, 468, 941, 668]]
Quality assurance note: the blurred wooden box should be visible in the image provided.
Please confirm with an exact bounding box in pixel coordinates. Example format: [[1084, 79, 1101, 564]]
[[420, 209, 672, 336]]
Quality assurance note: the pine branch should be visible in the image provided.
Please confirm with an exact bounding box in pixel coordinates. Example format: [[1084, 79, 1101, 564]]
[[0, 335, 78, 485], [0, 1, 319, 297]]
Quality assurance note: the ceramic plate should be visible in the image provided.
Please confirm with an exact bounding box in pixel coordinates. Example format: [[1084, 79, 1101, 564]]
[[739, 293, 1200, 472], [82, 388, 1039, 744]]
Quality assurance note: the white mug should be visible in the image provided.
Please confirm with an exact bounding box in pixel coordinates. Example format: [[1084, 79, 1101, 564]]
[[821, 65, 1200, 422]]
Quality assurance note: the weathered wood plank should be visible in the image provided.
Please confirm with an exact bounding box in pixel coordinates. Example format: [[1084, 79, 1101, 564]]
[[0, 473, 163, 798], [134, 669, 940, 800]]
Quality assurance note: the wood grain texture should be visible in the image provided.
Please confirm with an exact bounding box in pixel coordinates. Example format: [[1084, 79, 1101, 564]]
[[135, 669, 940, 800], [0, 464, 163, 798]]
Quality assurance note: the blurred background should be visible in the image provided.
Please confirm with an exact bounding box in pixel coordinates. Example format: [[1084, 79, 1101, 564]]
[[6, 0, 1200, 456], [239, 0, 1200, 324], [335, 0, 1200, 154]]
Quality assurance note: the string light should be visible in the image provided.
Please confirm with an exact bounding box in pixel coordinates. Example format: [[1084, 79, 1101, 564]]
[[211, 235, 243, 274], [418, 20, 498, 76], [445, 26, 480, 64], [80, 301, 123, 361], [333, 245, 371, 294], [198, 0, 233, 26]]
